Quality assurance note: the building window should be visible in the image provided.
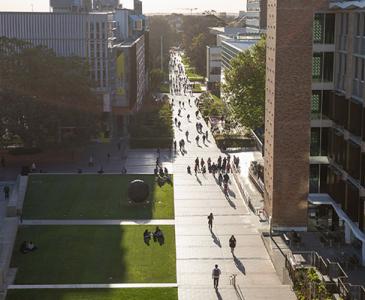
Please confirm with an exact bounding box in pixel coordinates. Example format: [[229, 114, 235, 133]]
[[311, 128, 321, 156], [314, 14, 324, 43], [312, 91, 321, 114], [313, 54, 322, 81]]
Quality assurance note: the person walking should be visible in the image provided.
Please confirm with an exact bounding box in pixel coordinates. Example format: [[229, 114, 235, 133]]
[[195, 135, 200, 145], [208, 213, 214, 230], [202, 135, 206, 144], [218, 173, 223, 186], [212, 264, 221, 289], [185, 131, 189, 141], [187, 114, 190, 122], [178, 121, 181, 129], [229, 235, 237, 255], [3, 185, 10, 200]]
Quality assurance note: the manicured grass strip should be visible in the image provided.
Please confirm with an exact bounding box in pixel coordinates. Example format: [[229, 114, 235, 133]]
[[6, 288, 178, 300], [11, 226, 176, 284], [23, 175, 174, 219]]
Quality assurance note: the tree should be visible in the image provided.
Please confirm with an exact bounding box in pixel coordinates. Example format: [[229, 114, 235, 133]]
[[150, 69, 165, 92], [223, 36, 266, 130], [148, 16, 178, 72], [0, 37, 100, 148], [182, 15, 226, 75]]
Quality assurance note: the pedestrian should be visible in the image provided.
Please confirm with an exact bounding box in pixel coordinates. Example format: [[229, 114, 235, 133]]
[[174, 117, 177, 125], [218, 173, 223, 186], [173, 140, 177, 151], [200, 158, 205, 169], [179, 101, 181, 107], [195, 157, 199, 167], [229, 235, 237, 254], [31, 162, 36, 172], [226, 163, 231, 173], [187, 114, 190, 122], [223, 173, 230, 184], [206, 130, 209, 140], [156, 157, 160, 168], [202, 165, 207, 175], [185, 131, 189, 140], [212, 265, 221, 289], [182, 102, 185, 109], [202, 135, 206, 144], [208, 213, 214, 230], [178, 109, 181, 117], [121, 167, 127, 174], [188, 99, 191, 106], [195, 135, 200, 145], [195, 110, 199, 118], [187, 166, 191, 174], [1, 156, 5, 167], [3, 185, 10, 200], [178, 121, 181, 129], [194, 164, 198, 175]]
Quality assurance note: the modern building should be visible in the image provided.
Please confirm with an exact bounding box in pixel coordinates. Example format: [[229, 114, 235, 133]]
[[0, 0, 148, 137], [246, 0, 267, 30], [264, 0, 365, 265], [206, 27, 260, 95]]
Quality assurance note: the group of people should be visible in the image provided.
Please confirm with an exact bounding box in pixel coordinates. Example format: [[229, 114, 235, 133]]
[[169, 51, 193, 96], [143, 227, 165, 246]]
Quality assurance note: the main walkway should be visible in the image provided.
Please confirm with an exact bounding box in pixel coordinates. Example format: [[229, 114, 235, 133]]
[[170, 54, 296, 299]]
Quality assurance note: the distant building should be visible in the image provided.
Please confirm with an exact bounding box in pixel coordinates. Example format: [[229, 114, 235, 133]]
[[206, 27, 260, 95], [0, 0, 149, 137], [93, 0, 119, 11], [246, 0, 267, 30]]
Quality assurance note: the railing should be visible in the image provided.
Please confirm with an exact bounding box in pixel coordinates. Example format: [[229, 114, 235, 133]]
[[285, 250, 365, 300]]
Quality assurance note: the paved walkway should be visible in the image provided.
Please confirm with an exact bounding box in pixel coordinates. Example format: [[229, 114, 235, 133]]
[[170, 53, 296, 300], [8, 283, 178, 289], [20, 220, 175, 226]]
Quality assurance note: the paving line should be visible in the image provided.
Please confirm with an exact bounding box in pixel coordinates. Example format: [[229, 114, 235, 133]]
[[8, 283, 178, 289], [20, 220, 175, 226]]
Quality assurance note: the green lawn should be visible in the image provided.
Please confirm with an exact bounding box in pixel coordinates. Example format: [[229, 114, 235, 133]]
[[11, 226, 176, 284], [6, 288, 178, 300], [23, 175, 174, 219]]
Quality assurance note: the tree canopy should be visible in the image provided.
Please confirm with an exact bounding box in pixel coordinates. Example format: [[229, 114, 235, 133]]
[[223, 36, 266, 130], [0, 37, 100, 148], [182, 15, 226, 75]]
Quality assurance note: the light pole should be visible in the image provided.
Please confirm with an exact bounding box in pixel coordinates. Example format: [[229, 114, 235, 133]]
[[160, 35, 164, 71]]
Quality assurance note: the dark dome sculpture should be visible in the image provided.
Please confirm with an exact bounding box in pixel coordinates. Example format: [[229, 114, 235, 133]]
[[128, 180, 150, 203]]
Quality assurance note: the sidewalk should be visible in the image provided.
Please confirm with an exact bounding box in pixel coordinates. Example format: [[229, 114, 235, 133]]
[[170, 52, 295, 300]]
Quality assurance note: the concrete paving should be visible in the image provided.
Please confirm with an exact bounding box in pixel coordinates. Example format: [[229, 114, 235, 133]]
[[8, 283, 178, 289], [169, 53, 296, 300], [21, 220, 175, 226]]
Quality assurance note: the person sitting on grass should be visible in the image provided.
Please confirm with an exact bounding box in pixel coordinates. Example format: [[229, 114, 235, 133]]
[[143, 229, 151, 245], [153, 226, 165, 245], [20, 241, 38, 254]]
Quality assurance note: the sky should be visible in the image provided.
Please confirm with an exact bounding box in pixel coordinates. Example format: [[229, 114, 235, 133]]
[[0, 0, 247, 14]]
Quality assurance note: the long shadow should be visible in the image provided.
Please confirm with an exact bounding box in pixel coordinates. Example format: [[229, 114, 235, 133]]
[[195, 175, 202, 186], [227, 197, 236, 209], [211, 231, 222, 248], [215, 289, 223, 300], [234, 256, 246, 275], [228, 188, 236, 199]]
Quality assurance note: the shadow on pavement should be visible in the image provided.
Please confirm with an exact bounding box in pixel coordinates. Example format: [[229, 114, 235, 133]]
[[211, 231, 222, 248], [215, 289, 223, 300], [234, 256, 246, 275]]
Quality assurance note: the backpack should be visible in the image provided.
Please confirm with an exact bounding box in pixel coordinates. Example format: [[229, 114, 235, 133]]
[[213, 268, 220, 277]]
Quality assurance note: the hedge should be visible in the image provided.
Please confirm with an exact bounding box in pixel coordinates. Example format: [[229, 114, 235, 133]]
[[8, 147, 42, 155], [129, 138, 172, 149], [215, 137, 255, 149]]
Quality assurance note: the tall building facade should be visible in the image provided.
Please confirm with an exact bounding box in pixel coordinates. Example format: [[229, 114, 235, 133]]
[[264, 0, 365, 265], [0, 0, 148, 137], [246, 0, 267, 30]]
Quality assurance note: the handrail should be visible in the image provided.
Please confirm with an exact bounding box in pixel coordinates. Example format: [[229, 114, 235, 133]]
[[285, 250, 365, 299]]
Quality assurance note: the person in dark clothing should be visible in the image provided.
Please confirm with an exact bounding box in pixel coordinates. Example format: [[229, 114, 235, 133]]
[[3, 186, 10, 200], [212, 265, 221, 289], [218, 173, 223, 186], [187, 166, 191, 174], [208, 213, 214, 230], [229, 235, 237, 254]]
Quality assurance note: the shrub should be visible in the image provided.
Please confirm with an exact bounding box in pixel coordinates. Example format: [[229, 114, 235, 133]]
[[8, 147, 42, 155]]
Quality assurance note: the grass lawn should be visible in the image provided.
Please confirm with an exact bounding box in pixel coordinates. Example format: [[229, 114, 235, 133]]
[[6, 288, 178, 300], [23, 175, 174, 219], [11, 226, 176, 284]]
